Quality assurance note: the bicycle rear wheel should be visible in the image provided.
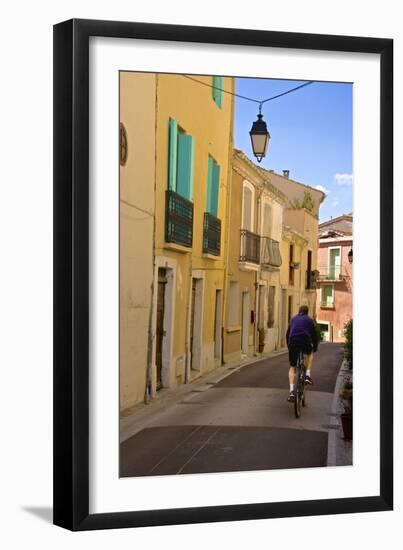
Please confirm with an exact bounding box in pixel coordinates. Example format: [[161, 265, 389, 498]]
[[294, 364, 302, 418], [294, 353, 305, 418]]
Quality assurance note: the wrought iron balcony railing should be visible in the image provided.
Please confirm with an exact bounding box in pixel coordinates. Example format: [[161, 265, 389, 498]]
[[306, 270, 317, 290], [239, 229, 260, 264], [316, 266, 346, 282], [165, 189, 193, 248], [203, 212, 221, 256], [260, 237, 282, 268]]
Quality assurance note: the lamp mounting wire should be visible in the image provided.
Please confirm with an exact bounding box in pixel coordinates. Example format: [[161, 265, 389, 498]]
[[182, 75, 314, 107]]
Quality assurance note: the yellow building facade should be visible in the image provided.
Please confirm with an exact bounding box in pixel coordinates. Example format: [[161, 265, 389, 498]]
[[224, 151, 287, 361], [120, 72, 234, 414], [270, 172, 324, 347]]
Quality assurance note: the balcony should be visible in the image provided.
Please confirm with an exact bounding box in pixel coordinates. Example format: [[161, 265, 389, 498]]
[[165, 189, 193, 248], [260, 237, 282, 269], [306, 270, 317, 290], [316, 266, 346, 282], [203, 212, 221, 256], [239, 229, 260, 265]]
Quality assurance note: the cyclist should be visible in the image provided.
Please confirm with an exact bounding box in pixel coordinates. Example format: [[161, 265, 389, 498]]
[[286, 304, 318, 402]]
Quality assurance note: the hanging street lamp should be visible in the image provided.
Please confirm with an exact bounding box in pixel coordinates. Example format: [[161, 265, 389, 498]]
[[249, 104, 270, 163], [348, 248, 353, 264]]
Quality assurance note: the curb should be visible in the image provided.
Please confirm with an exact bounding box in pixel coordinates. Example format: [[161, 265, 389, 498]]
[[327, 359, 352, 466]]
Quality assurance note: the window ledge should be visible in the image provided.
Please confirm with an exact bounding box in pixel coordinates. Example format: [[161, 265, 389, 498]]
[[164, 242, 192, 254], [238, 261, 259, 272], [202, 252, 220, 260], [226, 325, 241, 333]]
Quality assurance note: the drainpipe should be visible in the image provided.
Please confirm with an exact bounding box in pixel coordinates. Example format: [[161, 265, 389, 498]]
[[254, 187, 263, 354], [221, 81, 235, 365], [184, 263, 192, 384]]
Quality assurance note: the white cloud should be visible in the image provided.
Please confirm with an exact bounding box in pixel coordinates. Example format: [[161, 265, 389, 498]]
[[331, 199, 339, 207], [334, 173, 353, 186], [315, 185, 330, 195]]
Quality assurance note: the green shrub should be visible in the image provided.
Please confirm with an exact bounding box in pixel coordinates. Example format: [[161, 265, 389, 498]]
[[344, 318, 353, 367], [313, 319, 324, 343]]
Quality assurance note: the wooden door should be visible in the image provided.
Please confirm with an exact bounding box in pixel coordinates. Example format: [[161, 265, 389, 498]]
[[156, 268, 167, 390]]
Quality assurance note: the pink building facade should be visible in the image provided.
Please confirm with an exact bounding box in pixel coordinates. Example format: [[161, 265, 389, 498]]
[[315, 216, 353, 342]]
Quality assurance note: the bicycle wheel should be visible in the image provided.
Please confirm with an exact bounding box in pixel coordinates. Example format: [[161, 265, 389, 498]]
[[302, 382, 307, 407], [294, 357, 302, 418]]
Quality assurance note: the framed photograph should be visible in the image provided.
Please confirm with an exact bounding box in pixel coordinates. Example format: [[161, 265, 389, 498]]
[[53, 19, 393, 530]]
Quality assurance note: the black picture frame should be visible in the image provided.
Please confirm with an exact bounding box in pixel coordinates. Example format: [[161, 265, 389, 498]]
[[53, 18, 393, 531]]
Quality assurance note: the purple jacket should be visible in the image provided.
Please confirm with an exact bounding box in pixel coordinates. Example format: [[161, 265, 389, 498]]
[[286, 314, 318, 351]]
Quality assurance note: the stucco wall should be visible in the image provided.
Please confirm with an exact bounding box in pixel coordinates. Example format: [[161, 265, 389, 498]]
[[316, 240, 353, 342], [120, 72, 157, 413], [224, 167, 257, 360]]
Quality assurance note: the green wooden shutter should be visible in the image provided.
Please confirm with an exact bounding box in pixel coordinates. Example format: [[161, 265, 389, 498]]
[[211, 162, 220, 216], [206, 156, 214, 213], [212, 76, 223, 107], [177, 134, 194, 200], [168, 119, 178, 191]]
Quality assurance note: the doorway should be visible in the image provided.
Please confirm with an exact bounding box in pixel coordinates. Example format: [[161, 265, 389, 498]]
[[329, 247, 341, 279], [288, 295, 293, 324], [156, 268, 167, 390], [214, 289, 223, 360], [190, 277, 204, 371], [241, 291, 250, 355], [281, 289, 287, 347]]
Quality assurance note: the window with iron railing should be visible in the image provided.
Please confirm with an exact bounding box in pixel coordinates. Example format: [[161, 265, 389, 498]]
[[316, 266, 345, 281], [239, 229, 260, 264], [203, 212, 221, 256], [165, 190, 193, 247]]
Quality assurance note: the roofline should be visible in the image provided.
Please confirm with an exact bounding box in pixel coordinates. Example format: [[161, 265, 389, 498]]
[[319, 236, 353, 244], [256, 164, 326, 204], [233, 149, 288, 204], [319, 213, 353, 227]]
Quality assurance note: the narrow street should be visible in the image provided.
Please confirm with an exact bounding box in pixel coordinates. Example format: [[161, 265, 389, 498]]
[[120, 343, 344, 477]]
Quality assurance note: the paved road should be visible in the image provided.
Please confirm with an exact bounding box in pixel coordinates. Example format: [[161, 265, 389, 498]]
[[120, 343, 344, 477]]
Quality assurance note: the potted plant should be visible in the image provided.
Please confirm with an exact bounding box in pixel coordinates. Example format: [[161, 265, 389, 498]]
[[340, 377, 353, 440]]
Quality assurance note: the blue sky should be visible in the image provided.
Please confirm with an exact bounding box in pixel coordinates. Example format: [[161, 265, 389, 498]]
[[233, 78, 353, 222]]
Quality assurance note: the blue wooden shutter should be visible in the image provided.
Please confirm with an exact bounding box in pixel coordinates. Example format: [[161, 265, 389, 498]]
[[177, 134, 194, 200], [212, 76, 223, 107], [168, 119, 178, 191], [211, 162, 220, 216]]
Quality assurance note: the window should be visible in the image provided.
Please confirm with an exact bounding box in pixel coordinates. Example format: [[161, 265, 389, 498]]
[[329, 247, 341, 279], [262, 203, 272, 237], [212, 76, 223, 107], [168, 119, 194, 200], [289, 244, 295, 285], [206, 156, 220, 216], [321, 284, 334, 308], [268, 286, 276, 328], [228, 281, 240, 326], [242, 181, 254, 231]]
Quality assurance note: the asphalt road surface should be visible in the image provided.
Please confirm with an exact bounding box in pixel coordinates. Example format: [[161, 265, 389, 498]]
[[120, 342, 344, 477]]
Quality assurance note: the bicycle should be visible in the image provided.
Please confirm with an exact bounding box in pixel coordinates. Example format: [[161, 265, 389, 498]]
[[294, 351, 307, 418]]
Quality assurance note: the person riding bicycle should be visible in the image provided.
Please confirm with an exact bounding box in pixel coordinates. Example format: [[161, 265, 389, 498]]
[[286, 304, 318, 402]]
